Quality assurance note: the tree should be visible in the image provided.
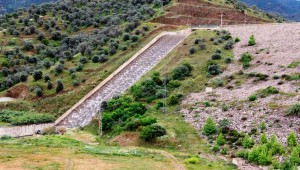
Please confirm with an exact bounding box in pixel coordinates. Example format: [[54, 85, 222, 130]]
[[140, 124, 166, 142], [248, 34, 256, 46], [202, 117, 217, 136], [216, 133, 226, 146], [56, 79, 64, 93], [287, 131, 298, 147], [33, 70, 43, 81], [23, 41, 34, 51]]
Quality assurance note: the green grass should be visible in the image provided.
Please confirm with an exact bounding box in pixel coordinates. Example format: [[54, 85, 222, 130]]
[[287, 61, 300, 68], [0, 23, 180, 117]]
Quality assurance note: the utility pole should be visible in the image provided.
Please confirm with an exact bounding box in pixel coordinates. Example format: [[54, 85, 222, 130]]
[[97, 101, 107, 137], [162, 75, 167, 113]]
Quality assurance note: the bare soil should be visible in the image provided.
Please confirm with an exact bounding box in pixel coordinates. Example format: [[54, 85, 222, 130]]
[[152, 0, 268, 26]]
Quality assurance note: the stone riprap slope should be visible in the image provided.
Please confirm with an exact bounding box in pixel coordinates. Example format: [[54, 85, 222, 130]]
[[57, 31, 190, 128], [182, 23, 300, 143]]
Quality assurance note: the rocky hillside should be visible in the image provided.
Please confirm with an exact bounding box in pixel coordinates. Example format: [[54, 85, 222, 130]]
[[240, 0, 300, 21], [0, 0, 57, 14]]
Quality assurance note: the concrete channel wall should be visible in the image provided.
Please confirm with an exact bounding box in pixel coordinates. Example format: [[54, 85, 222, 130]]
[[55, 28, 191, 127], [0, 123, 54, 137]]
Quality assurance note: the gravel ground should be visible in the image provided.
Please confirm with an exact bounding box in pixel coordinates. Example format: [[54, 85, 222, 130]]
[[225, 23, 300, 76], [181, 23, 300, 144]]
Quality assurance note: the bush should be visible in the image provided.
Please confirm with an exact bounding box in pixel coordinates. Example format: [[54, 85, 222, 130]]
[[189, 47, 196, 54], [242, 134, 255, 148], [286, 103, 300, 116], [140, 124, 166, 142], [224, 41, 234, 50], [35, 86, 43, 97], [212, 143, 220, 152], [260, 133, 268, 144], [56, 79, 64, 93], [168, 95, 179, 105], [207, 64, 221, 75], [47, 81, 53, 90], [211, 53, 221, 60], [131, 35, 139, 42], [225, 57, 232, 64], [79, 57, 88, 64], [23, 41, 34, 51], [172, 63, 192, 80], [290, 147, 300, 165], [248, 34, 256, 46], [240, 53, 252, 69], [248, 95, 257, 101], [168, 80, 181, 88], [202, 117, 217, 136], [287, 131, 298, 147], [92, 55, 100, 63], [0, 110, 55, 126], [99, 55, 108, 63], [123, 33, 130, 41], [184, 157, 200, 164], [258, 86, 279, 98], [33, 70, 43, 81]]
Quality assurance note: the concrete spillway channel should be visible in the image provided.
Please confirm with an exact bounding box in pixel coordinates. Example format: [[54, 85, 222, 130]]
[[56, 29, 191, 128]]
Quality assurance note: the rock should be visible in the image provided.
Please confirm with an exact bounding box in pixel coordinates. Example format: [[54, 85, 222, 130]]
[[232, 158, 245, 167]]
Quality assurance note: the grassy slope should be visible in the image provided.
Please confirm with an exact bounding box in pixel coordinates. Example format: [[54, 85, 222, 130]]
[[0, 29, 236, 170], [0, 23, 182, 117]]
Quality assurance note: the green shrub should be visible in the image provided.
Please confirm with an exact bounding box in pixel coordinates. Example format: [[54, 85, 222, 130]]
[[240, 53, 252, 69], [207, 64, 222, 75], [286, 103, 300, 116], [202, 117, 217, 136], [220, 147, 227, 155], [35, 86, 43, 97], [290, 147, 300, 165], [248, 34, 256, 46], [124, 118, 141, 131], [189, 47, 196, 54], [237, 150, 244, 158], [168, 95, 179, 105], [248, 95, 257, 101], [212, 143, 220, 152], [225, 57, 232, 64], [211, 53, 221, 60], [33, 70, 43, 81], [140, 117, 157, 126], [235, 37, 240, 42], [258, 86, 279, 98], [287, 62, 300, 68], [172, 63, 192, 80], [242, 134, 255, 148], [56, 79, 64, 93], [0, 135, 12, 140], [184, 157, 200, 164], [260, 121, 267, 131], [168, 80, 181, 88], [260, 133, 268, 144], [287, 131, 298, 147], [140, 124, 166, 142], [0, 110, 55, 126], [216, 133, 226, 146]]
